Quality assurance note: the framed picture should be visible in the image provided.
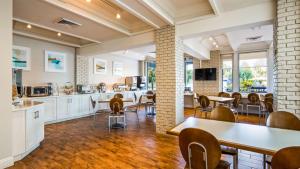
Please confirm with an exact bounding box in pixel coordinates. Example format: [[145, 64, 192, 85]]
[[113, 61, 123, 76], [45, 50, 66, 73], [94, 58, 107, 74], [12, 45, 31, 70]]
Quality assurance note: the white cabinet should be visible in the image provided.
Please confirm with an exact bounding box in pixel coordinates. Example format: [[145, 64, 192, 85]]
[[57, 96, 80, 120], [32, 97, 57, 123], [79, 95, 91, 115], [26, 105, 44, 151], [12, 103, 44, 161], [12, 110, 26, 157]]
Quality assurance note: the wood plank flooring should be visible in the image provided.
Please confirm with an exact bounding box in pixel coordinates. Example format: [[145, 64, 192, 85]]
[[9, 108, 266, 169]]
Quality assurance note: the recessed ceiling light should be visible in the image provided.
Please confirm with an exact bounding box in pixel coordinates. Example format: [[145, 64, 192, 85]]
[[209, 37, 213, 41], [216, 45, 219, 48], [27, 24, 32, 29], [116, 13, 121, 19], [57, 32, 62, 37], [86, 0, 91, 2], [213, 42, 217, 45]]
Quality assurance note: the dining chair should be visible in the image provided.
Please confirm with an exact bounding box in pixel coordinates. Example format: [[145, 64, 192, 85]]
[[246, 93, 262, 122], [264, 93, 273, 99], [124, 95, 143, 128], [231, 92, 244, 113], [108, 98, 125, 132], [90, 96, 104, 121], [271, 146, 300, 169], [114, 93, 124, 99], [218, 92, 231, 98], [145, 91, 154, 115], [264, 111, 300, 168], [261, 97, 273, 122], [194, 95, 212, 119], [179, 128, 231, 169], [210, 106, 238, 169]]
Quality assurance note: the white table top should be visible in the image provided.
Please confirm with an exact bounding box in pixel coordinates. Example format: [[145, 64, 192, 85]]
[[207, 96, 234, 102], [167, 117, 300, 155]]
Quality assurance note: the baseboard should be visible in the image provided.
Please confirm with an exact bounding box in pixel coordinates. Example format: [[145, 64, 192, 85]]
[[0, 156, 14, 169]]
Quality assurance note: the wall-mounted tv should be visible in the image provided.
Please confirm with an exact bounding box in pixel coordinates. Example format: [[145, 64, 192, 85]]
[[195, 68, 217, 81]]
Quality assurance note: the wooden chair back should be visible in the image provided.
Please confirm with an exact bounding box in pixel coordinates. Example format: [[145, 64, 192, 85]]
[[231, 92, 242, 100], [179, 128, 222, 169], [153, 93, 156, 103], [271, 146, 300, 169], [232, 98, 240, 109], [90, 96, 96, 109], [114, 93, 124, 99], [146, 91, 154, 99], [266, 111, 300, 130], [263, 97, 274, 113], [197, 95, 210, 109], [210, 106, 236, 122], [109, 98, 123, 114], [247, 93, 260, 105], [218, 92, 230, 98], [265, 93, 273, 98]]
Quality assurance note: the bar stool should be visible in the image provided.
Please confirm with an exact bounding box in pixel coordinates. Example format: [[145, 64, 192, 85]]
[[108, 98, 126, 132], [179, 128, 231, 169]]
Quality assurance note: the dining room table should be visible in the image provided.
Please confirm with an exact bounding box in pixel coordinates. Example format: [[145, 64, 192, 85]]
[[98, 98, 134, 103], [207, 96, 235, 107], [167, 117, 300, 156]]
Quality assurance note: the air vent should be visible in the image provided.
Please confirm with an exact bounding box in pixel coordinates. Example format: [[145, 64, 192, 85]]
[[246, 36, 263, 41], [57, 18, 82, 27]]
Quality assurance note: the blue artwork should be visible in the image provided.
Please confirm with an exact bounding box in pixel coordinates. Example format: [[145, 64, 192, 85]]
[[12, 46, 31, 70], [45, 51, 66, 72]]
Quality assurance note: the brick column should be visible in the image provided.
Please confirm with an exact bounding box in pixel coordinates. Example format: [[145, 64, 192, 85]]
[[76, 55, 89, 85], [274, 0, 300, 116], [155, 25, 185, 134]]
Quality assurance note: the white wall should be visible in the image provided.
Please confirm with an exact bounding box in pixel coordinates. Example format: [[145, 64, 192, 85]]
[[13, 35, 76, 86], [0, 0, 13, 167], [88, 54, 140, 89]]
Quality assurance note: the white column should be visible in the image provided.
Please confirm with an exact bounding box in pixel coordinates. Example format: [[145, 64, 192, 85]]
[[0, 0, 13, 168], [232, 51, 239, 92]]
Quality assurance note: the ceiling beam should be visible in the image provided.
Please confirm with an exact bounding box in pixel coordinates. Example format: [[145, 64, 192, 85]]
[[14, 18, 102, 44], [14, 30, 81, 47], [177, 1, 275, 38], [44, 0, 131, 36], [114, 0, 160, 29], [139, 0, 174, 25], [208, 0, 221, 16]]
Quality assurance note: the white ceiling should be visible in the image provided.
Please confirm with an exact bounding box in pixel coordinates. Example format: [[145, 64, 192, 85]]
[[112, 44, 156, 60], [216, 0, 273, 12]]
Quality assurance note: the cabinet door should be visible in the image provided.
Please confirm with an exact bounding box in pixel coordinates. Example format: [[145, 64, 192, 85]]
[[32, 98, 57, 123], [69, 96, 80, 117], [57, 97, 70, 120], [79, 95, 90, 115], [26, 105, 44, 151], [12, 110, 26, 156]]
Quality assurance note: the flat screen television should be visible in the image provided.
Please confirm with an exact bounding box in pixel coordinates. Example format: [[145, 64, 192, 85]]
[[195, 68, 217, 80]]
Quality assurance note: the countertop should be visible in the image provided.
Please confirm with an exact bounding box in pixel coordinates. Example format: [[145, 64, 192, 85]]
[[12, 100, 44, 112]]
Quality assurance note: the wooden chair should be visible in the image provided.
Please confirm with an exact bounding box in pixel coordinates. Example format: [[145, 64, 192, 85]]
[[124, 95, 143, 128], [179, 128, 230, 169], [108, 98, 125, 132], [247, 93, 262, 122], [194, 95, 212, 118], [231, 92, 244, 113], [210, 106, 238, 169], [114, 93, 124, 99], [262, 97, 273, 122], [271, 146, 300, 169], [265, 111, 300, 167], [218, 92, 231, 98], [264, 93, 273, 98]]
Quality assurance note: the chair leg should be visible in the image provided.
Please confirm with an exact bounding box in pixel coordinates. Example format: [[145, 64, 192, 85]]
[[108, 117, 111, 133], [263, 154, 266, 169], [246, 105, 249, 116], [233, 150, 238, 169], [194, 108, 197, 117]]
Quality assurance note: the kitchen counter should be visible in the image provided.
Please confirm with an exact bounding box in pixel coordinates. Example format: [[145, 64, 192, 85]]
[[12, 100, 44, 112]]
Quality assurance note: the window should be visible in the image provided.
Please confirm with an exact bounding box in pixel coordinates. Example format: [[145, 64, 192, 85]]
[[239, 52, 267, 93], [146, 61, 156, 90], [222, 58, 233, 92], [185, 59, 193, 91]]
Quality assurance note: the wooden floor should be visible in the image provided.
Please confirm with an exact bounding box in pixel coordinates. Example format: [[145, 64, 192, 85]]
[[10, 108, 267, 169]]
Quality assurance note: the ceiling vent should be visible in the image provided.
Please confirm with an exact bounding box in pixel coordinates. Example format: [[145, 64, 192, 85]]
[[246, 36, 263, 42], [57, 18, 82, 27]]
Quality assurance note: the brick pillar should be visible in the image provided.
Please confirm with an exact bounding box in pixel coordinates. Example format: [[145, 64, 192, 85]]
[[274, 0, 300, 115], [155, 25, 185, 134]]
